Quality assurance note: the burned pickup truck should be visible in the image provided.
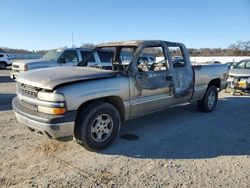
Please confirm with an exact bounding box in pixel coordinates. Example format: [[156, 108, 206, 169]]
[[12, 40, 228, 151]]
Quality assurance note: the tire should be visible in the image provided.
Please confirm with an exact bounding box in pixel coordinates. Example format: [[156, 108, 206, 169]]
[[0, 62, 6, 70], [197, 85, 218, 112], [74, 102, 121, 151]]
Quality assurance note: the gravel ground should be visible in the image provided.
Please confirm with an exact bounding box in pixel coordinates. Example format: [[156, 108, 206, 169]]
[[0, 69, 250, 188]]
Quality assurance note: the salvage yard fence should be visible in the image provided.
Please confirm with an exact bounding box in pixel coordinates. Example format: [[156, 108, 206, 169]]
[[6, 53, 43, 60]]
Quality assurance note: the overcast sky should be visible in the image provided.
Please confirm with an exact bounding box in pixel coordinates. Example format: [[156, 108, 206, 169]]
[[0, 0, 249, 50]]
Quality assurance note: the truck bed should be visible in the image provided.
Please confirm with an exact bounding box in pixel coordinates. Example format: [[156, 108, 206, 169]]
[[191, 63, 228, 100]]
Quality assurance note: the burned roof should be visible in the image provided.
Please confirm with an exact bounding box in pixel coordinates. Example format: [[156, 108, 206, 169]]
[[97, 40, 144, 47], [96, 40, 183, 47]]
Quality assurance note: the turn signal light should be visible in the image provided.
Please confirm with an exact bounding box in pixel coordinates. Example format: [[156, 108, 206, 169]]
[[38, 106, 67, 115]]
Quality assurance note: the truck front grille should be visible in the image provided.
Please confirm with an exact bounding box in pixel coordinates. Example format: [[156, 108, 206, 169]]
[[17, 82, 39, 98]]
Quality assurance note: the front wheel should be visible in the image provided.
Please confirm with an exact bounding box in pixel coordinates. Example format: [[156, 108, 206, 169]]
[[197, 85, 218, 112], [74, 102, 121, 151], [0, 62, 6, 69]]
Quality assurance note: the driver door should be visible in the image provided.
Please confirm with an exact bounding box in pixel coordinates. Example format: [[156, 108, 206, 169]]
[[130, 42, 175, 117]]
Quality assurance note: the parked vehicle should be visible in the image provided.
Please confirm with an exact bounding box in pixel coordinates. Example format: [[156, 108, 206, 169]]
[[0, 53, 12, 69], [225, 59, 250, 94], [226, 61, 239, 69], [205, 60, 221, 64], [12, 40, 228, 151], [10, 48, 114, 79]]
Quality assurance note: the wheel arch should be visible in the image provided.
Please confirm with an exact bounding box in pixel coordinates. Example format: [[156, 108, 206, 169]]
[[208, 78, 221, 89], [76, 96, 125, 121]]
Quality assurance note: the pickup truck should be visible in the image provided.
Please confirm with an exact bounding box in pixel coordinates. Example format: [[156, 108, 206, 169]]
[[10, 48, 114, 79], [12, 40, 228, 151]]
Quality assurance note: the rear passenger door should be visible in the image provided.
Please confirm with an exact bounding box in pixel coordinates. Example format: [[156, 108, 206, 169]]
[[167, 44, 194, 103]]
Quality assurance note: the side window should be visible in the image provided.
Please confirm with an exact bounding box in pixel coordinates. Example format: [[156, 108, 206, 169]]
[[245, 61, 250, 69], [98, 51, 114, 62], [137, 46, 167, 72], [120, 48, 134, 65], [62, 50, 79, 63], [235, 61, 246, 69], [168, 46, 185, 68], [80, 51, 95, 62]]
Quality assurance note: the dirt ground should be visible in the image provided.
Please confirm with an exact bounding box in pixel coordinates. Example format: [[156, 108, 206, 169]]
[[0, 68, 250, 188]]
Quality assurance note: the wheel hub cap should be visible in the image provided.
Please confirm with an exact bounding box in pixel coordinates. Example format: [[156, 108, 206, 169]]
[[91, 114, 113, 142], [208, 91, 216, 108]]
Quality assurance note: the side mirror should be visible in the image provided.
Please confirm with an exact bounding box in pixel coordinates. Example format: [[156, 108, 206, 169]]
[[58, 58, 66, 64], [230, 65, 234, 69]]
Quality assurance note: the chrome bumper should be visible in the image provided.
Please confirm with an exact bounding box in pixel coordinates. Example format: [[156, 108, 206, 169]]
[[14, 111, 74, 138], [12, 97, 76, 139]]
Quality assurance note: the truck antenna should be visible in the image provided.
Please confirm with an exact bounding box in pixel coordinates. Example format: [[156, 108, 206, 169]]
[[72, 30, 74, 47]]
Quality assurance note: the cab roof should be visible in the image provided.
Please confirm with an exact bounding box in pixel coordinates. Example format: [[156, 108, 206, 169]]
[[96, 40, 183, 47]]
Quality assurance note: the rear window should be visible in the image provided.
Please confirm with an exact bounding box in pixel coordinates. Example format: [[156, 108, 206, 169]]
[[98, 51, 114, 62], [80, 50, 95, 62]]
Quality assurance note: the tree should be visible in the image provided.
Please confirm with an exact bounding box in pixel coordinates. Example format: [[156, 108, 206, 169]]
[[228, 40, 250, 54]]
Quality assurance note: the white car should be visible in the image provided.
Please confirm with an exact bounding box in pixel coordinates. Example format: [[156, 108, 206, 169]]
[[0, 53, 12, 69]]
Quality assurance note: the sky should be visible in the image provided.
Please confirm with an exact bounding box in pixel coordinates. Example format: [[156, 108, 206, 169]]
[[0, 0, 249, 50]]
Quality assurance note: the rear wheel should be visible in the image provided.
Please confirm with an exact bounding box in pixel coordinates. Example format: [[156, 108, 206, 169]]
[[74, 102, 121, 151], [0, 62, 6, 69], [197, 85, 218, 112]]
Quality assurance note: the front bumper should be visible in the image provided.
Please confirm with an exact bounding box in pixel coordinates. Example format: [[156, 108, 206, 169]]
[[12, 97, 77, 139], [227, 77, 250, 90]]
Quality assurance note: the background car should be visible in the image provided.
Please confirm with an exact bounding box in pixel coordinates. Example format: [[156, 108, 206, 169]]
[[225, 59, 250, 94], [206, 60, 221, 64], [0, 53, 12, 69], [226, 61, 239, 69]]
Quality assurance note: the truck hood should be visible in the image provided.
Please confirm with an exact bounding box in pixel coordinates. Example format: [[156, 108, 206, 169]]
[[229, 68, 250, 77], [16, 67, 117, 90], [13, 58, 53, 66]]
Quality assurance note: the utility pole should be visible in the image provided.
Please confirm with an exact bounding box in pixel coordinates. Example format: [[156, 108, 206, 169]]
[[72, 30, 74, 47]]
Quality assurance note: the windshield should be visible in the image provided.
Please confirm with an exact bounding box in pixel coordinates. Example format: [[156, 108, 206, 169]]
[[79, 46, 137, 71], [42, 50, 61, 61], [234, 61, 246, 69]]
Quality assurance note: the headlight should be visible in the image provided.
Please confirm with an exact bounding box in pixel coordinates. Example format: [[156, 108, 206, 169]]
[[37, 106, 67, 115], [37, 91, 65, 102], [37, 92, 67, 114]]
